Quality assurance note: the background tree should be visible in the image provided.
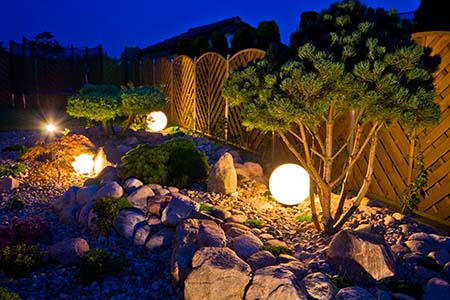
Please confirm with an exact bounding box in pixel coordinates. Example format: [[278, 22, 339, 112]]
[[176, 38, 194, 56], [0, 42, 7, 56], [191, 36, 211, 58], [211, 31, 229, 57], [414, 0, 450, 32], [223, 0, 440, 233], [230, 27, 257, 54], [119, 46, 141, 85], [256, 20, 281, 51], [28, 32, 64, 59]]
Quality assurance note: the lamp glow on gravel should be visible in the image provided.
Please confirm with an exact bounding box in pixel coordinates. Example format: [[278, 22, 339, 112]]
[[269, 163, 310, 205]]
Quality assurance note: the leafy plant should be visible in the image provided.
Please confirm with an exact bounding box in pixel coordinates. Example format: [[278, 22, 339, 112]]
[[223, 0, 440, 233], [0, 163, 26, 177], [260, 244, 290, 256], [67, 84, 121, 134], [76, 248, 128, 285], [92, 196, 133, 235], [243, 218, 265, 228], [119, 138, 209, 188], [119, 83, 167, 132], [5, 194, 26, 211], [0, 244, 42, 278], [199, 204, 214, 212], [295, 214, 313, 223], [0, 287, 20, 300]]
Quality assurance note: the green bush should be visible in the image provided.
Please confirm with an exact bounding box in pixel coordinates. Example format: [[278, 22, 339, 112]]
[[0, 163, 26, 177], [76, 248, 128, 285], [119, 137, 210, 188], [92, 196, 133, 235], [260, 244, 290, 257], [243, 218, 265, 228], [0, 287, 20, 300], [0, 244, 42, 278]]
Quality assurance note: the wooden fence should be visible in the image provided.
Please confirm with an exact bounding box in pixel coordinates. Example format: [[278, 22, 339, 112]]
[[142, 49, 267, 149], [351, 31, 450, 225]]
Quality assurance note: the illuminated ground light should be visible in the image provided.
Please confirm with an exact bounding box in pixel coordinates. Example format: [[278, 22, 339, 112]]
[[147, 111, 168, 132], [46, 123, 57, 133], [269, 163, 310, 205], [72, 154, 94, 175]]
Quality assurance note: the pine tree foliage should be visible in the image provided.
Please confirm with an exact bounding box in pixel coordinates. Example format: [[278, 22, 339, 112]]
[[223, 0, 440, 233]]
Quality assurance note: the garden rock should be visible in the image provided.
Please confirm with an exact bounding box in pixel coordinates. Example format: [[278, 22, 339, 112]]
[[327, 229, 396, 285], [422, 277, 450, 300], [58, 202, 80, 225], [94, 181, 123, 199], [428, 249, 450, 266], [75, 185, 98, 206], [0, 176, 20, 192], [145, 227, 175, 251], [245, 265, 308, 300], [184, 247, 251, 300], [133, 221, 151, 246], [161, 195, 200, 227], [207, 152, 237, 195], [47, 237, 90, 266], [404, 240, 434, 254], [301, 272, 338, 300], [112, 208, 147, 240], [77, 200, 93, 227], [147, 194, 171, 216], [335, 286, 376, 300], [123, 178, 143, 195], [230, 232, 264, 260], [246, 250, 277, 271], [96, 165, 120, 183], [280, 260, 309, 281], [127, 185, 155, 210], [197, 219, 226, 248], [51, 186, 79, 213]]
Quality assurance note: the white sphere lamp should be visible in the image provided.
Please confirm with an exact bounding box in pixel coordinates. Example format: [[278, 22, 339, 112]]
[[147, 111, 168, 132], [269, 163, 310, 205]]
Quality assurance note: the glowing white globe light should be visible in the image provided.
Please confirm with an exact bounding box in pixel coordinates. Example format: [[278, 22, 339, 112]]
[[269, 163, 310, 205], [46, 123, 56, 133], [72, 154, 94, 175], [147, 111, 168, 132]]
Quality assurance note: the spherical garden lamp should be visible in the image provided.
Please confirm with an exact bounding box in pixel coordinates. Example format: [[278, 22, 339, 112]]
[[72, 154, 94, 175], [46, 123, 57, 133], [269, 163, 310, 205], [147, 111, 168, 132]]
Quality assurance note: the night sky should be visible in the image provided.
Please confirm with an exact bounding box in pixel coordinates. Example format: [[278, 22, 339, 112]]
[[1, 0, 420, 58]]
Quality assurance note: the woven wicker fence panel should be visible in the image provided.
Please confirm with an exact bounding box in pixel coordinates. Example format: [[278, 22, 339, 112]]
[[171, 55, 195, 129], [195, 52, 227, 135]]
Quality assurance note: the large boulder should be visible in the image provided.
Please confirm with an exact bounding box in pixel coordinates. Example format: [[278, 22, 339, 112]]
[[245, 265, 309, 300], [230, 232, 264, 260], [161, 195, 200, 227], [47, 238, 90, 266], [301, 272, 338, 300], [94, 181, 124, 199], [207, 152, 237, 195], [184, 247, 252, 300], [112, 208, 147, 240], [327, 230, 396, 285], [197, 220, 226, 248]]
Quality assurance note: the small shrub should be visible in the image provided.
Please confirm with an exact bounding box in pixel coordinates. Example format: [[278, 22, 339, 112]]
[[0, 244, 42, 278], [260, 244, 290, 256], [0, 163, 26, 177], [243, 218, 265, 229], [326, 274, 352, 289], [0, 216, 50, 248], [0, 287, 20, 300], [5, 194, 26, 211], [295, 214, 313, 223], [199, 204, 214, 212], [76, 248, 128, 285], [92, 196, 133, 235], [119, 137, 210, 188]]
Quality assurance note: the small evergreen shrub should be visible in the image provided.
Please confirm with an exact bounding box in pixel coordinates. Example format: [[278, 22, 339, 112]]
[[5, 194, 26, 211], [243, 218, 265, 229], [260, 244, 290, 256], [119, 137, 210, 188], [92, 196, 133, 235], [0, 163, 26, 177], [0, 244, 42, 278], [0, 287, 20, 300], [76, 248, 128, 285]]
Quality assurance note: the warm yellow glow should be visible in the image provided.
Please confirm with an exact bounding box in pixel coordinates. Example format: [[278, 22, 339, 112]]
[[269, 164, 310, 205], [72, 154, 94, 175], [46, 123, 56, 133], [147, 111, 168, 132], [93, 148, 106, 175]]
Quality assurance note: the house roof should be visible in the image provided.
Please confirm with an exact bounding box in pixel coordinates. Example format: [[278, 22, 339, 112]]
[[139, 16, 254, 59]]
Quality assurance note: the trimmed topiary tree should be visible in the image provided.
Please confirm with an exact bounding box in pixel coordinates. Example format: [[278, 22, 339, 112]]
[[223, 0, 440, 234]]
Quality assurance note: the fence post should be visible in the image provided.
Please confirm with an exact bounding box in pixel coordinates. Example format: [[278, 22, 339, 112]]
[[224, 54, 230, 142]]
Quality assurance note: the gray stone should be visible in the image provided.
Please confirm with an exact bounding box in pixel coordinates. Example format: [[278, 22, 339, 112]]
[[247, 250, 277, 271], [230, 232, 264, 260], [47, 238, 90, 266], [197, 220, 226, 248], [51, 186, 79, 213], [243, 161, 264, 177], [76, 185, 99, 206], [145, 227, 175, 251], [412, 265, 438, 285], [127, 185, 155, 210], [97, 166, 119, 183], [0, 176, 20, 192], [335, 286, 376, 300], [133, 221, 151, 246], [184, 247, 252, 300], [226, 214, 247, 224], [59, 202, 80, 225], [428, 249, 450, 267], [246, 265, 308, 300], [112, 208, 147, 240], [210, 207, 232, 221], [87, 209, 98, 232], [301, 272, 338, 300], [207, 152, 237, 195], [94, 181, 124, 199], [327, 230, 396, 285], [123, 178, 143, 194], [280, 260, 309, 280], [77, 200, 94, 227], [161, 195, 200, 227], [147, 194, 171, 216], [422, 277, 450, 300], [405, 240, 434, 254]]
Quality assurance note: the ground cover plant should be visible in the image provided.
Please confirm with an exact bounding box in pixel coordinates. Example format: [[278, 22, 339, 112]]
[[223, 0, 440, 233]]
